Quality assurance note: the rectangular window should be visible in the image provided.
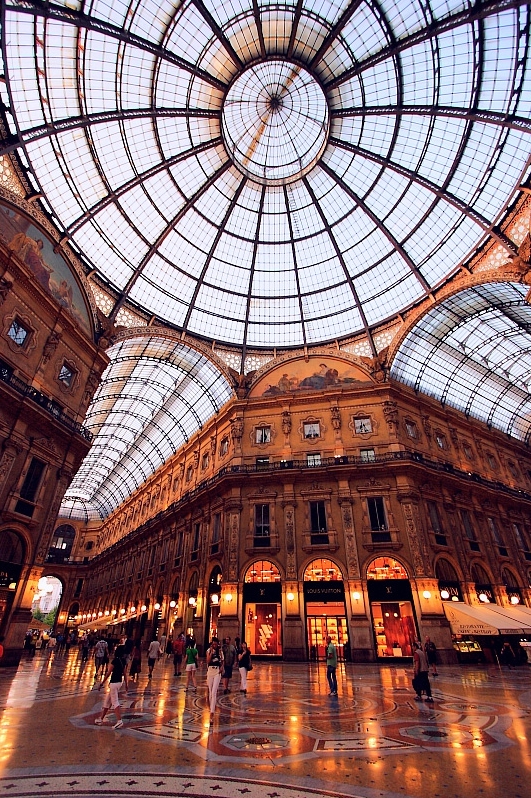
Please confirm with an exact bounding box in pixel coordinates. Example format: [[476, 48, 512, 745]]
[[220, 437, 229, 455], [307, 452, 321, 467], [256, 456, 269, 470], [211, 513, 221, 554], [427, 501, 443, 533], [15, 458, 46, 516], [461, 509, 476, 540], [254, 504, 271, 547], [512, 523, 528, 550], [8, 318, 29, 346], [368, 497, 391, 542], [174, 532, 184, 565], [310, 501, 328, 544], [368, 496, 387, 531], [304, 422, 320, 439], [256, 426, 271, 444], [191, 522, 201, 560], [487, 517, 503, 545], [20, 458, 46, 500], [360, 448, 375, 462]]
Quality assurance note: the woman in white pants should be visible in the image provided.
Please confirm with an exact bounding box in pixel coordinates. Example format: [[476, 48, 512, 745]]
[[205, 638, 223, 725], [238, 641, 251, 694]]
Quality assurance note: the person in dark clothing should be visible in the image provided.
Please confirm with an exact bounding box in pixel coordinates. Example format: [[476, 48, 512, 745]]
[[95, 644, 129, 728], [500, 641, 515, 669], [413, 641, 433, 702], [424, 636, 438, 676]]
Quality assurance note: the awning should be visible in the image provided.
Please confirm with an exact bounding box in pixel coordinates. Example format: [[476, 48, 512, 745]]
[[443, 602, 531, 636], [76, 617, 113, 632]]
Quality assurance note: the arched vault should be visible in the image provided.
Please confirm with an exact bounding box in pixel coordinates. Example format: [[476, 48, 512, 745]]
[[391, 282, 531, 442], [60, 336, 234, 521]]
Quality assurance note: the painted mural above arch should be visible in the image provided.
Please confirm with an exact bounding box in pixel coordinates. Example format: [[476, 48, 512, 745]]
[[249, 354, 372, 398], [0, 199, 92, 333]]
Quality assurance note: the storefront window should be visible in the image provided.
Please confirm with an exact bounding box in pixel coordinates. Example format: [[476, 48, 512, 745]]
[[303, 558, 342, 581], [243, 561, 282, 656], [245, 560, 280, 582], [304, 558, 346, 661], [367, 557, 416, 658], [366, 557, 408, 580]]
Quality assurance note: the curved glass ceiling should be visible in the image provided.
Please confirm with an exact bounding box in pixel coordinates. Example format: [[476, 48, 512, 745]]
[[391, 282, 531, 442], [2, 0, 530, 348], [60, 336, 233, 521]]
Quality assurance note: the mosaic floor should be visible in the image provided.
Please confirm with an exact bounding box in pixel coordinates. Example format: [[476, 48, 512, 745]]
[[0, 652, 530, 797]]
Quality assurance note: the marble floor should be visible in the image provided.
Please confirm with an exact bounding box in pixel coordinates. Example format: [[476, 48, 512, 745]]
[[0, 652, 530, 798]]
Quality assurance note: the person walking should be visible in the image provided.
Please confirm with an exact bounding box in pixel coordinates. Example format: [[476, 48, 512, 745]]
[[173, 632, 185, 676], [238, 641, 252, 694], [424, 636, 438, 676], [205, 637, 223, 724], [413, 641, 434, 702], [129, 640, 142, 682], [158, 634, 167, 661], [94, 637, 109, 680], [147, 638, 160, 679], [326, 635, 338, 696], [185, 638, 198, 692], [221, 636, 237, 694], [95, 644, 129, 729]]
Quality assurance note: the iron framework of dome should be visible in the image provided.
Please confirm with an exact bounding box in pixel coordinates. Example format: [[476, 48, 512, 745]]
[[1, 0, 530, 352]]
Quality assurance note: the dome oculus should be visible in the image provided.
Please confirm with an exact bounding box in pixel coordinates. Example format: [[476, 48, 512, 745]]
[[222, 60, 329, 185]]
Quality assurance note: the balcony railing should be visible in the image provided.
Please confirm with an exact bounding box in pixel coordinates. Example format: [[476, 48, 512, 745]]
[[0, 360, 92, 441], [85, 448, 531, 564]]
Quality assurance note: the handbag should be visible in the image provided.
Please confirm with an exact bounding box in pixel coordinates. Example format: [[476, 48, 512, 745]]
[[247, 663, 253, 671]]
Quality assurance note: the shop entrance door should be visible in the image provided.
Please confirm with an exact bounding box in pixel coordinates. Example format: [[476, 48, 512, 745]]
[[306, 605, 347, 661]]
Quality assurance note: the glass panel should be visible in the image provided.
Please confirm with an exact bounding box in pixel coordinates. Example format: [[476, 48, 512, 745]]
[[245, 602, 282, 656], [4, 2, 527, 349], [372, 601, 416, 658]]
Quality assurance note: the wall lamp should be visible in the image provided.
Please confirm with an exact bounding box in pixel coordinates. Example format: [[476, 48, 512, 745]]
[[287, 592, 295, 602]]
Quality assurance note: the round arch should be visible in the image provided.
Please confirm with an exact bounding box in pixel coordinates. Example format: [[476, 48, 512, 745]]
[[244, 560, 282, 582], [435, 557, 463, 602], [365, 556, 409, 580], [471, 562, 496, 604], [303, 557, 343, 582]]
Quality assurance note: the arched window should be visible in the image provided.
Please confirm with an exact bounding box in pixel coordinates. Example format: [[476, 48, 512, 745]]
[[303, 558, 343, 581], [471, 563, 495, 603], [46, 524, 76, 564], [502, 567, 522, 605], [0, 529, 25, 564], [471, 563, 491, 583], [245, 561, 281, 582], [435, 559, 459, 582], [366, 557, 408, 580], [435, 558, 462, 601]]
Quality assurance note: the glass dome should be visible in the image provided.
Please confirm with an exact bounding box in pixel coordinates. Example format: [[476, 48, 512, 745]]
[[2, 0, 530, 349]]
